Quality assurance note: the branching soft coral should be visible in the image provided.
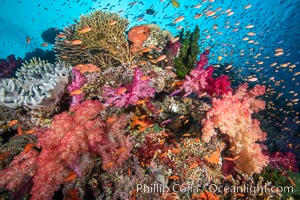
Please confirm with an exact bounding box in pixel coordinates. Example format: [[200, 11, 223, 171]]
[[0, 100, 133, 200], [180, 50, 232, 96], [0, 150, 38, 190], [103, 67, 155, 107], [201, 83, 269, 175]]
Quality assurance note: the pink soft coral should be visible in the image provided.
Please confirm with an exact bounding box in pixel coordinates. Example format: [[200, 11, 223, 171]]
[[201, 83, 268, 174], [0, 150, 38, 190], [103, 67, 155, 107], [181, 50, 232, 96]]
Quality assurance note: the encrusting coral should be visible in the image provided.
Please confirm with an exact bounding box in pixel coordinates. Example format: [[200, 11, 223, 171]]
[[0, 58, 71, 109]]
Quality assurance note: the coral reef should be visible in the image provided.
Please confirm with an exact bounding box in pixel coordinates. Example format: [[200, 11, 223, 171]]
[[0, 9, 298, 200], [0, 54, 22, 78], [0, 58, 71, 109]]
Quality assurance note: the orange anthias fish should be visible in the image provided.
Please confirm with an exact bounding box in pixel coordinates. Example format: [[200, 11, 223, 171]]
[[78, 26, 91, 34], [71, 40, 83, 45], [41, 43, 48, 47], [173, 16, 184, 24], [65, 171, 77, 182], [24, 143, 35, 153], [26, 36, 31, 44], [69, 89, 83, 96], [8, 119, 18, 127], [74, 64, 101, 73]]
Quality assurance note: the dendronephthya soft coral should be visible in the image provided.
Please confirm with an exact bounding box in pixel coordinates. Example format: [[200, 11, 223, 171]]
[[201, 83, 269, 175]]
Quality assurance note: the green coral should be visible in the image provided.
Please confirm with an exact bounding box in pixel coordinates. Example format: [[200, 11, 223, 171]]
[[174, 25, 200, 78]]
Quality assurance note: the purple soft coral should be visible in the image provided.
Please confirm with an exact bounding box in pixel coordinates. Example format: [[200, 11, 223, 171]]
[[103, 67, 155, 108], [68, 68, 86, 106]]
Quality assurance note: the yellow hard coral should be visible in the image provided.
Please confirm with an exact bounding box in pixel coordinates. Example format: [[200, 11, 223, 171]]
[[75, 10, 132, 68], [55, 10, 136, 69]]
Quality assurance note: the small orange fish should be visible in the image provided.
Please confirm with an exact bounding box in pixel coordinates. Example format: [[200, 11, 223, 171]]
[[56, 33, 66, 38], [205, 10, 216, 17], [248, 77, 258, 82], [176, 26, 183, 30], [69, 89, 83, 96], [106, 117, 117, 123], [171, 37, 179, 43], [173, 16, 184, 24], [41, 43, 48, 47], [189, 163, 198, 170], [25, 129, 35, 134], [26, 36, 31, 44], [140, 75, 148, 81], [156, 55, 167, 62], [244, 4, 252, 9], [109, 20, 117, 25], [168, 175, 180, 180], [103, 161, 115, 169], [164, 66, 173, 70], [78, 26, 91, 34], [65, 172, 77, 182], [18, 124, 23, 135], [71, 40, 83, 45], [275, 51, 284, 56], [24, 143, 35, 153], [114, 147, 126, 155], [74, 64, 100, 73], [117, 87, 127, 95], [194, 13, 203, 19], [171, 148, 181, 154], [8, 120, 18, 127], [193, 4, 202, 8]]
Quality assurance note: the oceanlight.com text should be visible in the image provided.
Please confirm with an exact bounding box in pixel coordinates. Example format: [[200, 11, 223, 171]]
[[136, 183, 295, 195]]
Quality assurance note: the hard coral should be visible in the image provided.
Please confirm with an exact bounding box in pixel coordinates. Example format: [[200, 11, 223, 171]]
[[128, 25, 151, 53], [201, 83, 268, 175], [55, 10, 133, 69], [0, 58, 71, 109]]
